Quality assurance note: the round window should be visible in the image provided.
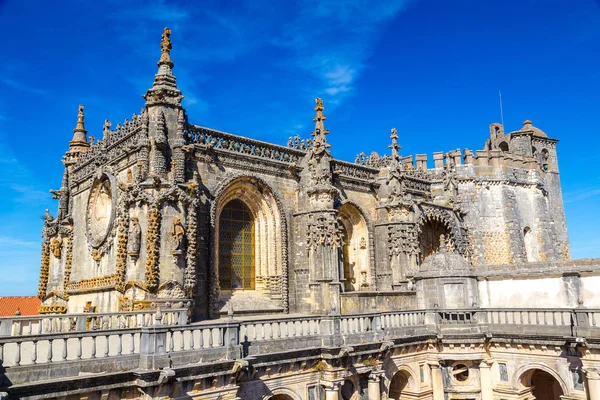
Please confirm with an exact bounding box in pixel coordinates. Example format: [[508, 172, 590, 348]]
[[452, 364, 469, 382]]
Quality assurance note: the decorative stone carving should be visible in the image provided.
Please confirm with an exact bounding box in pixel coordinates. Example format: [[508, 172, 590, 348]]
[[170, 216, 186, 255], [145, 204, 161, 293], [50, 237, 63, 258], [158, 280, 186, 299], [85, 174, 118, 262], [37, 241, 50, 300], [115, 219, 128, 293], [184, 203, 198, 296], [307, 213, 344, 250], [62, 228, 73, 297], [127, 217, 141, 260]]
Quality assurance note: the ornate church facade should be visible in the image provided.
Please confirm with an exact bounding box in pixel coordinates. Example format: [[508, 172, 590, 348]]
[[1, 28, 599, 400]]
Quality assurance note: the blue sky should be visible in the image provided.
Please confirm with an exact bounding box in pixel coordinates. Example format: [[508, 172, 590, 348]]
[[0, 0, 599, 296]]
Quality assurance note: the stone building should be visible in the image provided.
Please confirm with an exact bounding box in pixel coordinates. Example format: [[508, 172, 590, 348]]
[[1, 28, 599, 400]]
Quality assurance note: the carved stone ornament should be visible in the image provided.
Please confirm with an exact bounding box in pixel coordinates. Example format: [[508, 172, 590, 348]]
[[86, 174, 117, 250], [170, 216, 186, 255], [306, 212, 344, 251], [50, 237, 63, 258], [128, 217, 142, 259]]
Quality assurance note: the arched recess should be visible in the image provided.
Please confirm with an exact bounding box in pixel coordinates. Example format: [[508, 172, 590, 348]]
[[389, 368, 418, 400], [523, 226, 538, 262], [515, 365, 567, 400], [210, 176, 288, 315], [416, 206, 467, 264], [498, 141, 509, 152], [338, 202, 372, 292]]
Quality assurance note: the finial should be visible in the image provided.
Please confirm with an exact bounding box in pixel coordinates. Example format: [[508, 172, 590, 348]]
[[312, 97, 330, 147], [159, 27, 173, 67], [103, 119, 111, 137], [73, 104, 86, 134], [389, 127, 401, 161]]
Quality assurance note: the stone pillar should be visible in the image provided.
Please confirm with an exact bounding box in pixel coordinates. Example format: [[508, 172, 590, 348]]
[[479, 360, 494, 400], [584, 368, 600, 400], [429, 362, 445, 400], [368, 374, 381, 399]]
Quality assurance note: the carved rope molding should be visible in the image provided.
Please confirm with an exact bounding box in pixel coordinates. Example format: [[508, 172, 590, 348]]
[[144, 203, 161, 293], [115, 218, 129, 293], [37, 241, 50, 300]]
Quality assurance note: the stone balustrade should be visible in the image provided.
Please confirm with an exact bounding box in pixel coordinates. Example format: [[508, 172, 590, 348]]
[[2, 308, 600, 387], [0, 308, 188, 337]]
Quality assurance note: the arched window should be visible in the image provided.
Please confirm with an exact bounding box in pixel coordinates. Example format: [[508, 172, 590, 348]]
[[541, 149, 549, 171], [498, 141, 509, 152], [219, 200, 255, 290]]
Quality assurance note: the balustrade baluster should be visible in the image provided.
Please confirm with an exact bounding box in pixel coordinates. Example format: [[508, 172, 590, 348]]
[[104, 335, 110, 357], [37, 319, 43, 335], [198, 329, 204, 349], [77, 337, 82, 360], [31, 340, 37, 364], [208, 328, 214, 348], [91, 336, 97, 358], [129, 333, 135, 354], [117, 334, 122, 356], [169, 331, 174, 353], [47, 339, 53, 363], [63, 338, 68, 361], [14, 342, 21, 366], [189, 329, 195, 350]]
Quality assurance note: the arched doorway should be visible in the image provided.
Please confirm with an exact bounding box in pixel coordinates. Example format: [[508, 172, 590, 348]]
[[519, 368, 565, 400], [219, 199, 255, 290], [389, 370, 415, 399], [419, 219, 451, 262], [338, 203, 370, 292]]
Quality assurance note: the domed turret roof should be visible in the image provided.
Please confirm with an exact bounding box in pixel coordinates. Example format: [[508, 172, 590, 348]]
[[418, 235, 470, 274], [514, 120, 548, 138]]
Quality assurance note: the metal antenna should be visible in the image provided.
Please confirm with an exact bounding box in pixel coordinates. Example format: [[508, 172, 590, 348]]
[[499, 90, 505, 128]]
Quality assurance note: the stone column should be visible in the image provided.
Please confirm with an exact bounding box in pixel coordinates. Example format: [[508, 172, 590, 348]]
[[322, 381, 341, 400], [479, 360, 494, 400], [368, 374, 381, 399], [429, 362, 445, 400], [584, 368, 600, 400]]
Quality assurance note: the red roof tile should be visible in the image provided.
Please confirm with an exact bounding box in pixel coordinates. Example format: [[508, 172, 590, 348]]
[[0, 296, 41, 316]]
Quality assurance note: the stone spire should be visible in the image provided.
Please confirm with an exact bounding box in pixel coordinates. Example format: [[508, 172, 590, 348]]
[[143, 27, 183, 107], [311, 98, 330, 151], [64, 104, 90, 166]]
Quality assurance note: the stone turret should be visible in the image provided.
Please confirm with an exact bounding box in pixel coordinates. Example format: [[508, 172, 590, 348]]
[[143, 27, 185, 182]]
